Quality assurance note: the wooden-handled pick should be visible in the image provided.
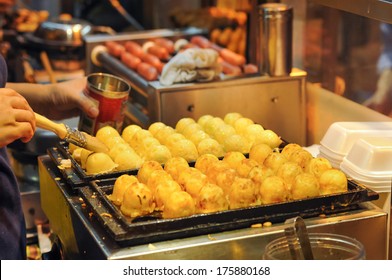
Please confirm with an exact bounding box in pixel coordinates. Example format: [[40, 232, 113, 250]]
[[34, 113, 109, 153]]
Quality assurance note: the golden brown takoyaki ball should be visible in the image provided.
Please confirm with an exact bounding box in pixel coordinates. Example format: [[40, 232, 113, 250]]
[[281, 143, 302, 160], [197, 114, 214, 129], [175, 117, 196, 133], [263, 152, 288, 172], [197, 138, 225, 157], [228, 177, 258, 209], [114, 149, 143, 170], [164, 156, 189, 181], [222, 151, 246, 170], [110, 174, 139, 206], [319, 169, 348, 195], [203, 117, 225, 136], [137, 160, 163, 184], [236, 158, 260, 178], [287, 149, 313, 170], [78, 148, 93, 169], [168, 139, 199, 162], [148, 122, 166, 136], [85, 152, 118, 174], [188, 129, 210, 146], [183, 123, 204, 139], [259, 176, 290, 204], [215, 167, 238, 195], [291, 173, 320, 200], [105, 135, 126, 149], [130, 129, 153, 149], [96, 126, 120, 145], [205, 160, 231, 185], [162, 191, 196, 219], [154, 125, 175, 144], [223, 134, 251, 154], [166, 132, 186, 144], [242, 124, 265, 146], [109, 142, 132, 160], [195, 183, 229, 214], [195, 153, 220, 174], [121, 124, 142, 144], [212, 124, 236, 144], [258, 129, 282, 149], [249, 143, 273, 164], [248, 165, 275, 186], [146, 169, 173, 193], [120, 182, 155, 218], [154, 179, 182, 210], [223, 112, 243, 126], [306, 157, 332, 179], [276, 161, 303, 188], [146, 144, 172, 164], [177, 167, 207, 196], [135, 136, 161, 157], [233, 117, 254, 135]]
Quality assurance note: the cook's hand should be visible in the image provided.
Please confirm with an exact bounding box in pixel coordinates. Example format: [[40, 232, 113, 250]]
[[0, 88, 35, 147], [37, 77, 99, 120]]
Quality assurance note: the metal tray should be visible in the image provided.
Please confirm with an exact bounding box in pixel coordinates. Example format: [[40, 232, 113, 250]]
[[78, 178, 379, 247]]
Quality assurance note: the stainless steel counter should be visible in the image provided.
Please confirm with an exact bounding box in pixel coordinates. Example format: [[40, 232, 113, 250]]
[[38, 155, 388, 260]]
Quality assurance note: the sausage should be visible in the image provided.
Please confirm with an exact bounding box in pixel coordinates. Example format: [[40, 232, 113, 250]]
[[190, 35, 212, 48], [146, 45, 170, 61], [124, 41, 144, 57], [153, 38, 175, 54], [140, 52, 163, 71], [120, 52, 141, 70], [243, 64, 258, 74], [105, 41, 125, 57], [218, 57, 242, 76], [137, 62, 158, 81], [219, 48, 246, 66]]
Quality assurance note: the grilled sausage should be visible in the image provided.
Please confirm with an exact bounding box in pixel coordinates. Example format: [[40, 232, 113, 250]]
[[190, 35, 212, 48], [124, 41, 144, 57], [140, 52, 163, 71], [120, 52, 141, 70], [218, 57, 242, 75], [105, 41, 125, 57], [146, 44, 170, 61], [243, 64, 258, 74], [137, 62, 158, 81], [153, 38, 175, 54], [219, 48, 246, 66]]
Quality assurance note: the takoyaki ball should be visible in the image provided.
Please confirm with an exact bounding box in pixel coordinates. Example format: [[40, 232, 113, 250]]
[[148, 122, 166, 136], [306, 157, 332, 179], [228, 177, 258, 209], [109, 142, 132, 160], [258, 129, 282, 149], [130, 129, 153, 151], [154, 179, 182, 210], [203, 117, 225, 136], [263, 152, 288, 173], [154, 125, 175, 144], [223, 134, 251, 154], [222, 151, 246, 170], [233, 117, 254, 135], [319, 169, 348, 195], [249, 143, 273, 164], [105, 135, 126, 149], [175, 117, 196, 134], [85, 152, 118, 174], [164, 156, 189, 181], [168, 139, 199, 162], [71, 147, 84, 164], [291, 173, 320, 200], [137, 160, 163, 184], [162, 191, 196, 219], [205, 160, 231, 185], [288, 149, 313, 170], [248, 165, 274, 186], [182, 122, 203, 139], [79, 148, 94, 169], [110, 174, 139, 206], [146, 169, 173, 193], [242, 124, 265, 146], [96, 126, 120, 146], [139, 136, 161, 153], [197, 138, 225, 157], [223, 112, 243, 126], [146, 144, 172, 164], [195, 153, 220, 174], [196, 183, 229, 214], [197, 114, 214, 129], [281, 143, 302, 160], [212, 124, 236, 144], [236, 158, 260, 178], [215, 167, 238, 195], [178, 168, 209, 198], [114, 149, 143, 170], [121, 124, 142, 144], [120, 182, 155, 218], [259, 176, 290, 204], [188, 129, 210, 146], [276, 161, 303, 188], [166, 132, 186, 145]]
